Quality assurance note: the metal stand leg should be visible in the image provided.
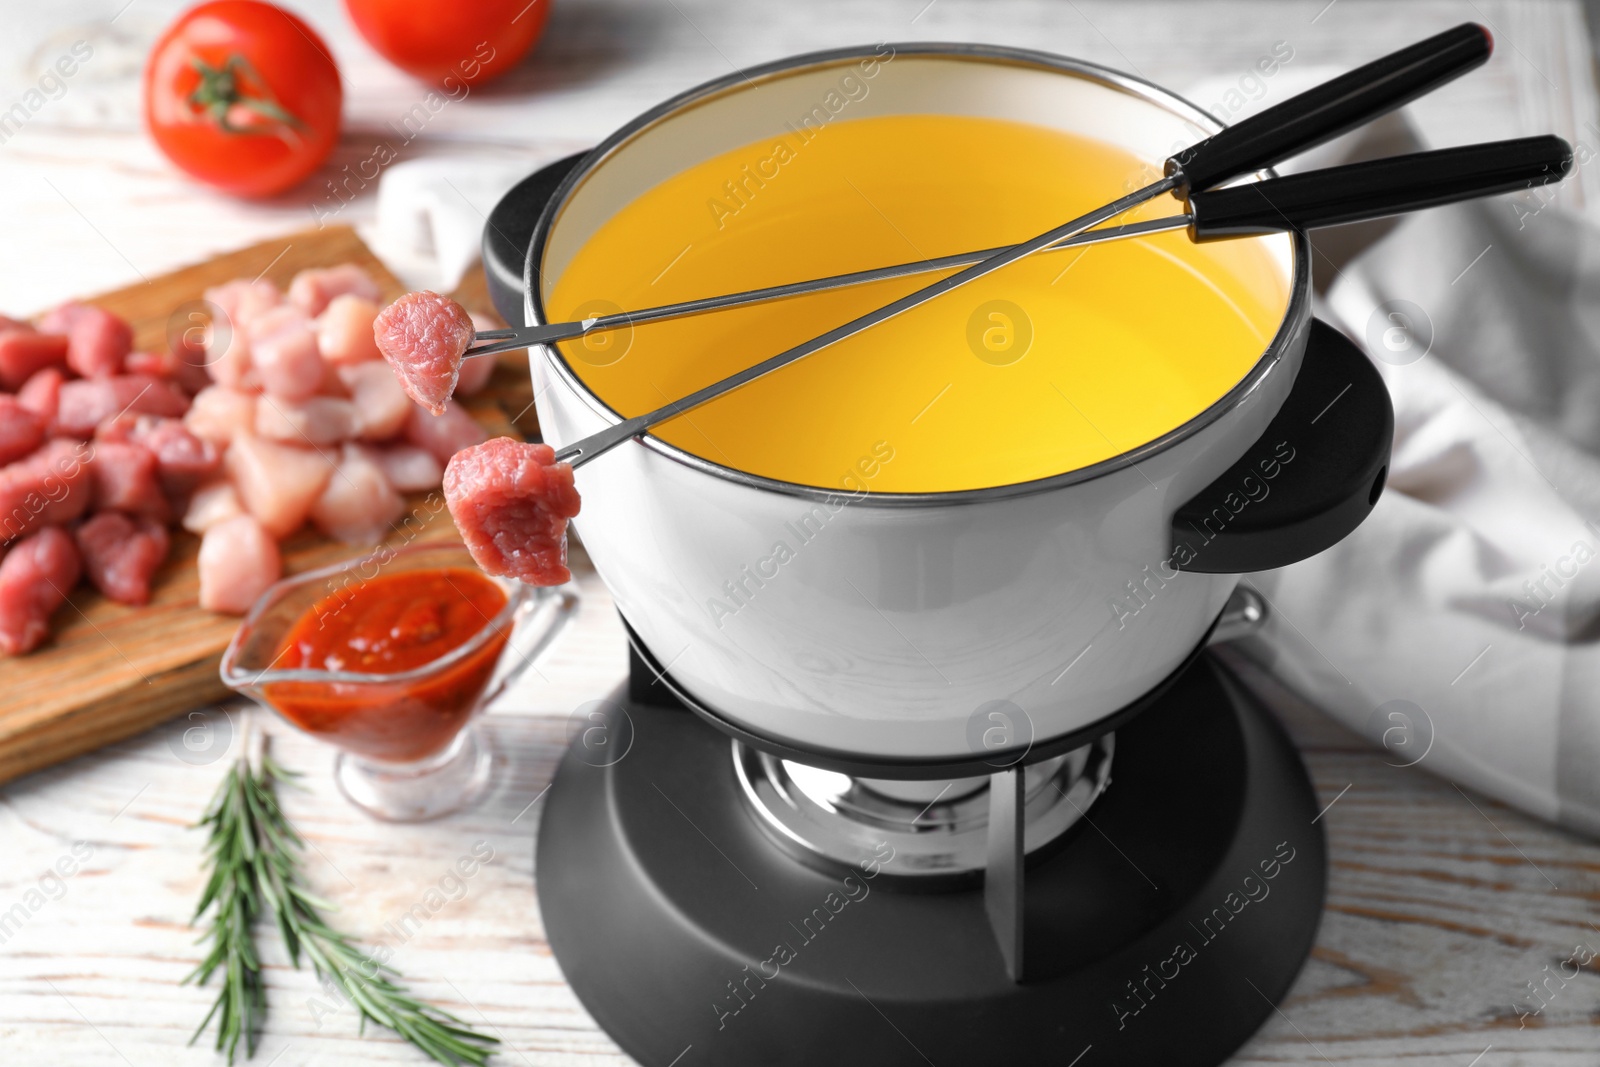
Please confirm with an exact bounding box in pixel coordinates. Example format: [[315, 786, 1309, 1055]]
[[984, 767, 1025, 982]]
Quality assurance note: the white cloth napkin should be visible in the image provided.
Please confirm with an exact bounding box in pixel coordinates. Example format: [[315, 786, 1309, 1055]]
[[1180, 70, 1600, 839]]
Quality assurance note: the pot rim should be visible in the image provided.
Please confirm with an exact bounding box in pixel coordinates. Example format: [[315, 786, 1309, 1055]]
[[523, 41, 1314, 508]]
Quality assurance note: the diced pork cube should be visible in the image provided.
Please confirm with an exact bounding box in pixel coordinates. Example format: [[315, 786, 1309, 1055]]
[[368, 443, 441, 493], [39, 302, 132, 379], [0, 397, 45, 466], [310, 442, 405, 544], [198, 514, 281, 615], [287, 264, 381, 317], [97, 414, 221, 495], [182, 480, 246, 535], [404, 401, 487, 464], [16, 367, 65, 425], [316, 294, 382, 365], [225, 433, 334, 538], [185, 385, 258, 445], [338, 360, 412, 441], [75, 511, 169, 606], [248, 305, 323, 401], [124, 348, 212, 394], [204, 278, 281, 331], [443, 437, 581, 586], [0, 329, 68, 390], [90, 441, 168, 520], [254, 395, 358, 446], [0, 439, 94, 542], [0, 526, 81, 654], [55, 375, 190, 438], [374, 291, 475, 414]]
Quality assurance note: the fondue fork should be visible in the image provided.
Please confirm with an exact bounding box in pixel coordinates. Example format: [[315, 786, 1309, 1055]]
[[468, 23, 1492, 364], [551, 131, 1569, 469]]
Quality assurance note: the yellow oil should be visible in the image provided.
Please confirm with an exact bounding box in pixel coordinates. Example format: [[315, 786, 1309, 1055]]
[[547, 114, 1290, 493]]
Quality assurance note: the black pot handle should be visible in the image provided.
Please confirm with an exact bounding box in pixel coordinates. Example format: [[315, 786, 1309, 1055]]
[[1171, 319, 1393, 573]]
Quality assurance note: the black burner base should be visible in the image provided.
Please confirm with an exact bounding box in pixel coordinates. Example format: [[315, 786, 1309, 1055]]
[[536, 654, 1326, 1067]]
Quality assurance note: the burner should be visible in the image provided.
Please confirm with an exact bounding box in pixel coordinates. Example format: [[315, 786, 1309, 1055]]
[[735, 740, 1113, 882], [536, 649, 1327, 1067]]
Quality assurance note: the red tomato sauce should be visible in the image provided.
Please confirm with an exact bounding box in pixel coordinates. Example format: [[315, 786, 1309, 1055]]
[[265, 567, 510, 762]]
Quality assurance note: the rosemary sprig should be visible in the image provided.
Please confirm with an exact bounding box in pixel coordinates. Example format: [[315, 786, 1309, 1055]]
[[187, 730, 499, 1065]]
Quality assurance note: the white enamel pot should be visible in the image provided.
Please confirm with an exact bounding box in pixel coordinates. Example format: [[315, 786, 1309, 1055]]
[[516, 44, 1387, 773]]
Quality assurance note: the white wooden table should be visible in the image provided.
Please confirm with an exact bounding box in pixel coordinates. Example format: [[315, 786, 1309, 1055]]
[[4, 1, 1600, 1064]]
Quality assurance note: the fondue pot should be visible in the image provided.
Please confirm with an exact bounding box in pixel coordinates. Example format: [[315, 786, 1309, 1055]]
[[505, 43, 1392, 773]]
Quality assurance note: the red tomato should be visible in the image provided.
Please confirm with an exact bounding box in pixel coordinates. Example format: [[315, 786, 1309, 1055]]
[[343, 0, 550, 88], [144, 1, 342, 198]]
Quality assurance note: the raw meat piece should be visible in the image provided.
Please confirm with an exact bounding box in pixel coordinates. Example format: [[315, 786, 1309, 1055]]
[[248, 305, 324, 401], [443, 437, 581, 586], [182, 480, 246, 534], [338, 360, 411, 441], [198, 514, 281, 615], [0, 329, 68, 390], [17, 367, 65, 424], [0, 397, 45, 466], [185, 385, 257, 445], [225, 433, 334, 537], [404, 401, 486, 464], [39, 302, 132, 379], [458, 314, 501, 396], [0, 439, 94, 542], [254, 394, 358, 446], [0, 526, 81, 654], [316, 294, 382, 365], [97, 414, 221, 494], [287, 264, 381, 317], [310, 443, 405, 544], [374, 291, 475, 414], [56, 375, 190, 438], [90, 441, 169, 520], [204, 278, 281, 330], [75, 511, 169, 606], [125, 348, 211, 394], [368, 443, 441, 492]]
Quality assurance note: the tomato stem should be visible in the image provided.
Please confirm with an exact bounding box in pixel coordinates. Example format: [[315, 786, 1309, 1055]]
[[188, 54, 305, 134]]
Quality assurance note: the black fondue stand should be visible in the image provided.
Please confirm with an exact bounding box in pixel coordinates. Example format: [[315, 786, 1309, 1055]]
[[485, 156, 1394, 1067]]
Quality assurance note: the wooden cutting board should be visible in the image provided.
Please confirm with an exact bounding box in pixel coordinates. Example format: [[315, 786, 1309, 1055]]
[[0, 225, 539, 785]]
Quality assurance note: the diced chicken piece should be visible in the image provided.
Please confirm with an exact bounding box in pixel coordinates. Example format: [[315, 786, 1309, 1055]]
[[55, 375, 190, 438], [0, 329, 68, 390], [185, 385, 258, 445], [225, 433, 334, 538], [374, 291, 475, 414], [0, 526, 81, 654], [368, 443, 441, 493], [75, 511, 169, 606], [338, 360, 412, 441], [39, 302, 132, 379], [287, 263, 381, 317], [204, 278, 281, 331], [97, 414, 221, 495], [0, 397, 45, 466], [459, 314, 502, 397], [89, 441, 169, 521], [316, 294, 382, 365], [198, 514, 281, 615], [404, 401, 487, 464], [310, 442, 405, 544], [0, 439, 94, 542], [248, 305, 324, 401], [443, 437, 581, 586], [17, 367, 65, 425], [182, 480, 246, 535], [254, 394, 358, 446]]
